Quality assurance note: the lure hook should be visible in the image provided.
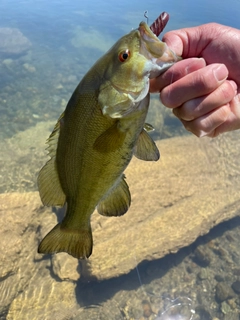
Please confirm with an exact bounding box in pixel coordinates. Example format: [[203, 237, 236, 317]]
[[144, 10, 149, 24]]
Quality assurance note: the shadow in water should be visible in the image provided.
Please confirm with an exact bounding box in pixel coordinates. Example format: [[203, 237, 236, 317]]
[[74, 215, 240, 308], [41, 205, 240, 319]]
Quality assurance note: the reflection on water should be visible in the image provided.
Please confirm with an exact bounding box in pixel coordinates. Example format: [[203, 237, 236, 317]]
[[157, 297, 195, 320], [1, 0, 240, 319], [70, 217, 240, 319]]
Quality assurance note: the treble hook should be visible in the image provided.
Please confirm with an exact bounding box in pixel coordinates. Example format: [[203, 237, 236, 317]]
[[144, 10, 149, 24]]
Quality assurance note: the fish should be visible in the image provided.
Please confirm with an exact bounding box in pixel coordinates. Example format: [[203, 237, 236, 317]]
[[37, 18, 180, 259]]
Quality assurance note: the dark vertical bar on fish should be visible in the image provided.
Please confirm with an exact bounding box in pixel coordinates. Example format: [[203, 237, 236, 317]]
[[150, 12, 169, 37]]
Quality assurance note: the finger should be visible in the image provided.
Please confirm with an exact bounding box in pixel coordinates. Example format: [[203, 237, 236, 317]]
[[162, 32, 185, 56], [160, 64, 229, 108], [181, 104, 230, 137], [173, 80, 237, 121], [210, 94, 240, 136], [149, 57, 206, 93]]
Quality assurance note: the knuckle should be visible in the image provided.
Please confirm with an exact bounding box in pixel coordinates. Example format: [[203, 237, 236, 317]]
[[197, 105, 229, 133], [196, 72, 216, 93], [160, 88, 175, 108], [220, 82, 235, 102]]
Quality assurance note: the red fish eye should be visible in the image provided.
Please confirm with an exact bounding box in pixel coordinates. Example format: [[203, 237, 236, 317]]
[[118, 49, 130, 62]]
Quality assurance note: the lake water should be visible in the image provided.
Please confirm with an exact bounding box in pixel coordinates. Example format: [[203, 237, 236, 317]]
[[1, 0, 240, 319]]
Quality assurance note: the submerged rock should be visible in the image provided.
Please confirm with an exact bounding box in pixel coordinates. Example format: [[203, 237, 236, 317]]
[[23, 62, 36, 72], [0, 28, 31, 56], [193, 246, 212, 267], [215, 282, 235, 302], [231, 280, 240, 294]]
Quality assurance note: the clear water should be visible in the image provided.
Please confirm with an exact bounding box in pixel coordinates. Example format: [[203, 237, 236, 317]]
[[1, 0, 240, 319]]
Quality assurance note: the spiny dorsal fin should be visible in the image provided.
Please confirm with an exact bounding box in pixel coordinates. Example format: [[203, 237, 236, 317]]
[[134, 129, 160, 161], [97, 175, 131, 216], [37, 112, 66, 206], [46, 112, 64, 157]]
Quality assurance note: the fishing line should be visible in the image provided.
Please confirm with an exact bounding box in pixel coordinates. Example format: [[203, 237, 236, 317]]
[[134, 254, 148, 297]]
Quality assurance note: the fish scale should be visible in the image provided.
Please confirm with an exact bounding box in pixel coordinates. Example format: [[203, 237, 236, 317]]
[[37, 18, 180, 259]]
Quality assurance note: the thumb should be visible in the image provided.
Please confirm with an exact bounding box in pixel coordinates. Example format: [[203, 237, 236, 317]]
[[162, 31, 184, 57], [162, 24, 220, 59]]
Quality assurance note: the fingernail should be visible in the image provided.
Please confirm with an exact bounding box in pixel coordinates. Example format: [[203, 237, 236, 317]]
[[229, 80, 237, 92], [189, 57, 205, 63], [198, 130, 208, 138], [185, 58, 206, 73], [172, 108, 179, 118], [195, 57, 206, 64], [213, 65, 228, 82]]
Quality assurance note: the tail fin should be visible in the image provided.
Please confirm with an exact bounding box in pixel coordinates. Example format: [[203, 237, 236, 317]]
[[38, 223, 93, 259]]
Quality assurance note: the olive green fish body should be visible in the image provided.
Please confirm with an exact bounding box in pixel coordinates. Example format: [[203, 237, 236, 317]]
[[38, 22, 180, 259], [58, 81, 149, 222]]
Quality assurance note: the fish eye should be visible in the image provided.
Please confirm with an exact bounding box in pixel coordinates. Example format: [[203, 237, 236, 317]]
[[118, 49, 130, 62]]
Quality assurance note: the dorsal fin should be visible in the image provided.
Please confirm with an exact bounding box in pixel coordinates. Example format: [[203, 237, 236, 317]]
[[37, 112, 66, 206]]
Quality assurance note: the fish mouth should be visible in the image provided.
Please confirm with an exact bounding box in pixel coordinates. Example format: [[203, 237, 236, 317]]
[[138, 21, 181, 77]]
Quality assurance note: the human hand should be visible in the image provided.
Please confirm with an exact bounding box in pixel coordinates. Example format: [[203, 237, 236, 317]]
[[150, 23, 240, 137]]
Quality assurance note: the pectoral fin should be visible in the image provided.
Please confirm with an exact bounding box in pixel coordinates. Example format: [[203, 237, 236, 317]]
[[38, 113, 66, 206], [97, 175, 131, 216], [134, 129, 160, 161], [144, 123, 155, 132], [93, 122, 126, 153]]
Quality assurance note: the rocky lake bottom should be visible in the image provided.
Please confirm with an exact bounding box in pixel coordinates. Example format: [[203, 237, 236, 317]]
[[1, 25, 240, 320], [1, 124, 240, 320]]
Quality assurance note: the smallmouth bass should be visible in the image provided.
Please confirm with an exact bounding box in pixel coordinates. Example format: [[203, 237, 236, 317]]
[[38, 20, 180, 259]]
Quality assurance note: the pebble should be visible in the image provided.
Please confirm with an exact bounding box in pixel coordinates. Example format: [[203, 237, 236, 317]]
[[195, 306, 212, 320], [55, 84, 64, 90], [23, 63, 36, 73], [223, 313, 239, 320], [232, 268, 240, 276], [221, 301, 232, 314], [2, 58, 14, 68], [193, 246, 211, 267], [197, 268, 209, 280], [214, 274, 225, 282], [215, 282, 235, 302], [61, 74, 78, 84], [61, 99, 67, 107], [231, 280, 240, 294], [52, 252, 80, 281]]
